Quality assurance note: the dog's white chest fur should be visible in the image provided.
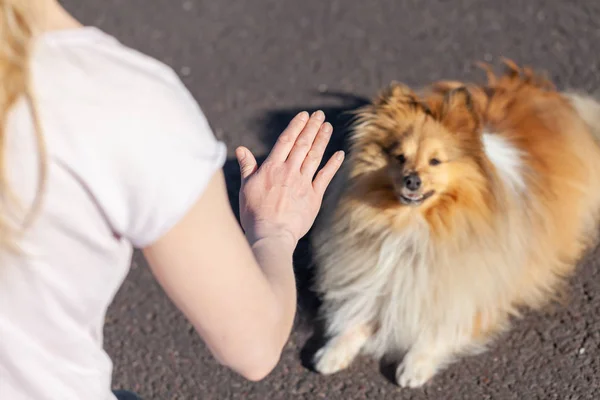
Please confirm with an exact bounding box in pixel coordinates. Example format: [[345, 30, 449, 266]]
[[315, 220, 438, 351], [482, 132, 525, 193]]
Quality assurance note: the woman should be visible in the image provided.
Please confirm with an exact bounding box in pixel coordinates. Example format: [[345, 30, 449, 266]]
[[0, 1, 344, 399]]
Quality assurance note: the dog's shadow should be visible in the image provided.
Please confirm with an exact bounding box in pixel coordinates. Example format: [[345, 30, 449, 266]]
[[221, 92, 370, 372]]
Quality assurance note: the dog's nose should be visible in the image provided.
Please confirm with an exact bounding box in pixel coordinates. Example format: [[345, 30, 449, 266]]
[[403, 172, 421, 191]]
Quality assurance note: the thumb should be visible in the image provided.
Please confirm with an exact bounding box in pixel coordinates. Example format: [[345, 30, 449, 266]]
[[236, 146, 258, 180]]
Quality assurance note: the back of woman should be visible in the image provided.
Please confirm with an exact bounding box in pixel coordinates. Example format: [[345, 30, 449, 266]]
[[0, 3, 227, 399]]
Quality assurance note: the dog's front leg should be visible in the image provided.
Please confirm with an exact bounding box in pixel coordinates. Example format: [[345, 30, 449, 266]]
[[313, 324, 373, 375], [395, 337, 457, 388]]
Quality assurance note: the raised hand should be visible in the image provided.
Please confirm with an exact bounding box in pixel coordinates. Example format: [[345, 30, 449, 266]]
[[236, 110, 344, 245]]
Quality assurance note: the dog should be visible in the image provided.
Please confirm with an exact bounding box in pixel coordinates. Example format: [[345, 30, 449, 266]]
[[309, 60, 600, 388]]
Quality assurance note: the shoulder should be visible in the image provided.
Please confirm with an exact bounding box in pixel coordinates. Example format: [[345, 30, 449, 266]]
[[24, 28, 228, 247], [33, 28, 200, 122], [32, 27, 221, 155], [33, 27, 183, 95]]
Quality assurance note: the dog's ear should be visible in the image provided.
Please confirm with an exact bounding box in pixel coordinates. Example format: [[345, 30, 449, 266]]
[[375, 81, 415, 105], [375, 81, 434, 117], [439, 87, 481, 134]]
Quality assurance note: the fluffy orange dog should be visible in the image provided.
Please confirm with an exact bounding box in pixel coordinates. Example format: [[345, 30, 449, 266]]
[[310, 61, 600, 388]]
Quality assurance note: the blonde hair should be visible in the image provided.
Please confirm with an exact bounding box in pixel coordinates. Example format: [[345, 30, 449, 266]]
[[0, 0, 46, 251]]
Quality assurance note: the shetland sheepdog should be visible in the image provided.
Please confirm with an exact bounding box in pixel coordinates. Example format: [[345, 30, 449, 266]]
[[310, 61, 600, 388]]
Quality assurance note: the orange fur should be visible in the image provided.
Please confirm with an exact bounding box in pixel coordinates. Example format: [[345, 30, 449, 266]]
[[311, 61, 600, 388]]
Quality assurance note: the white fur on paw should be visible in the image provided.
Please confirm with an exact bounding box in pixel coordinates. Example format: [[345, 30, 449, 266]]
[[313, 343, 354, 375], [396, 355, 439, 388]]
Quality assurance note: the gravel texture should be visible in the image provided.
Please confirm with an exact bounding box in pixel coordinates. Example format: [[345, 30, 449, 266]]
[[62, 0, 600, 398]]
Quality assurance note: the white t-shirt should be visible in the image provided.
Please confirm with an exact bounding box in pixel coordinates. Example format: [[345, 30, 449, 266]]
[[0, 27, 226, 400]]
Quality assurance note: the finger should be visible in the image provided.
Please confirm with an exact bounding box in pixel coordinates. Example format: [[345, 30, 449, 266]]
[[286, 110, 326, 167], [236, 146, 258, 180], [265, 111, 310, 164], [300, 122, 333, 177], [313, 151, 345, 197]]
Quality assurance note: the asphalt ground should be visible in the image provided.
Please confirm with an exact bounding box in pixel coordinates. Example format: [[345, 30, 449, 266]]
[[62, 1, 600, 399]]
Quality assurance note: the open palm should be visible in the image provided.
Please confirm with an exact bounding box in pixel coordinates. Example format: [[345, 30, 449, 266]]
[[236, 110, 344, 245]]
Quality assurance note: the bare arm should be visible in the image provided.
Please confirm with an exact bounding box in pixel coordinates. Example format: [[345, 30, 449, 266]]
[[142, 111, 343, 381]]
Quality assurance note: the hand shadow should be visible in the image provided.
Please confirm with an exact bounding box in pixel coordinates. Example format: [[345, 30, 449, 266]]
[[221, 92, 370, 371]]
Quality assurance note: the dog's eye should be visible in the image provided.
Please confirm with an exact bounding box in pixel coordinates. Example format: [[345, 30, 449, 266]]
[[396, 154, 406, 163], [429, 158, 441, 166]]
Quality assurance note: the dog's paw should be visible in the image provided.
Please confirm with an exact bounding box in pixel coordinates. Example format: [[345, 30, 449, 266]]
[[312, 326, 371, 375], [395, 353, 439, 388], [312, 342, 354, 375]]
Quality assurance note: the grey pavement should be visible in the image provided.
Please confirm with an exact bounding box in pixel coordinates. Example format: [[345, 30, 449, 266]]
[[62, 1, 600, 399]]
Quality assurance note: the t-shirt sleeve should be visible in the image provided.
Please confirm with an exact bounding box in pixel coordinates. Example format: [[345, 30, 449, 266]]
[[84, 72, 227, 248]]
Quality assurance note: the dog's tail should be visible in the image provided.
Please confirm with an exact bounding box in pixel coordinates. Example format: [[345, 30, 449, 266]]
[[564, 91, 600, 143]]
